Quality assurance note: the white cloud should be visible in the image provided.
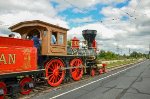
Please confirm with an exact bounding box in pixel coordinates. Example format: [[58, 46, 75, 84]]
[[101, 7, 124, 18], [0, 0, 69, 36], [126, 45, 140, 49], [68, 22, 124, 41], [69, 16, 94, 24], [0, 11, 68, 28], [0, 0, 56, 16]]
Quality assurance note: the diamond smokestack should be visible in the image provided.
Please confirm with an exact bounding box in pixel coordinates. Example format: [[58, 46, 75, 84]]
[[82, 30, 97, 48]]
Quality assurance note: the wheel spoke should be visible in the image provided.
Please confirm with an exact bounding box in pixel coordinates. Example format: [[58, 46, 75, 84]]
[[53, 62, 56, 69], [56, 62, 59, 68], [57, 74, 61, 78], [75, 62, 77, 66], [57, 76, 60, 81], [54, 62, 57, 68], [57, 63, 61, 68], [54, 76, 58, 83], [50, 64, 54, 69], [48, 74, 53, 79], [49, 75, 54, 81], [51, 76, 55, 83], [49, 66, 54, 71], [48, 71, 53, 74]]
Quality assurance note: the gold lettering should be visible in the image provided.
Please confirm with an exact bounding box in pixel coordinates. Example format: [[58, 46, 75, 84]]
[[0, 54, 7, 64], [23, 48, 31, 68], [8, 54, 16, 64], [76, 41, 79, 46], [74, 41, 76, 46]]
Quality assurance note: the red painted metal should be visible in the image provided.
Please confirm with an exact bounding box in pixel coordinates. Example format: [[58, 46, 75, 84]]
[[92, 40, 97, 51], [20, 77, 33, 95], [90, 69, 95, 77], [0, 82, 7, 99], [45, 59, 65, 87], [102, 63, 107, 73], [99, 68, 103, 74], [0, 36, 33, 47], [0, 46, 37, 74], [92, 40, 97, 48], [71, 37, 79, 49], [99, 63, 107, 74], [70, 58, 83, 81]]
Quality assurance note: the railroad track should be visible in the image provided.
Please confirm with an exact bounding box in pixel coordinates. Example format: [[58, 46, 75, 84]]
[[19, 75, 91, 99], [19, 60, 144, 99]]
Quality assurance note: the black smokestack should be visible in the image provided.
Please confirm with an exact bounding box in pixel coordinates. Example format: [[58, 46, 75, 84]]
[[82, 30, 97, 48]]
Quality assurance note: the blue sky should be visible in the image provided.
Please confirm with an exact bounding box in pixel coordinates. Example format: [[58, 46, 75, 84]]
[[115, 0, 130, 8], [51, 0, 130, 28]]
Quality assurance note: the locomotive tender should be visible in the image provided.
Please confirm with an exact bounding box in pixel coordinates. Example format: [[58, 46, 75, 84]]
[[0, 20, 106, 98]]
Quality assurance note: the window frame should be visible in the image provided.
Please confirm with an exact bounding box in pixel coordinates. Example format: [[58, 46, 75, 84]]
[[58, 33, 64, 45]]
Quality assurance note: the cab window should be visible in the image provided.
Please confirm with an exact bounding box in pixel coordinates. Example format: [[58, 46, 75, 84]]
[[51, 32, 57, 44], [58, 34, 64, 45]]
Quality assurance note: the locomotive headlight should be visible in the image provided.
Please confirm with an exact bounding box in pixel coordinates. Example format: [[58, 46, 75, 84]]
[[0, 89, 4, 96]]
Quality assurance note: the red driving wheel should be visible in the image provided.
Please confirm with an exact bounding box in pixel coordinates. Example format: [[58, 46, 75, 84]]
[[70, 58, 83, 81], [20, 77, 33, 95], [0, 82, 7, 99], [45, 59, 65, 87], [90, 69, 95, 77]]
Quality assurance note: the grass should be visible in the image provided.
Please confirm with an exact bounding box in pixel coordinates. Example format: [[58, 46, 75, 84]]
[[106, 59, 139, 69]]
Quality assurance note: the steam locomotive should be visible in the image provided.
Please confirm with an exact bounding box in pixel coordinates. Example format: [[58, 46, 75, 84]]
[[0, 20, 106, 98]]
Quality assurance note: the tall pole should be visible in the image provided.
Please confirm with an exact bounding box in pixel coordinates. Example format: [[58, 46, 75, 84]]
[[116, 45, 119, 55], [129, 48, 130, 55], [149, 44, 150, 59]]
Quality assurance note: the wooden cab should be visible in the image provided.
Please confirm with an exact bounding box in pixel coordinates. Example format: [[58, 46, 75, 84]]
[[9, 20, 68, 56]]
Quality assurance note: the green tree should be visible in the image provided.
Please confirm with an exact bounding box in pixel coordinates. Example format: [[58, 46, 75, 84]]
[[67, 40, 71, 47], [98, 50, 119, 60], [129, 51, 145, 58]]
